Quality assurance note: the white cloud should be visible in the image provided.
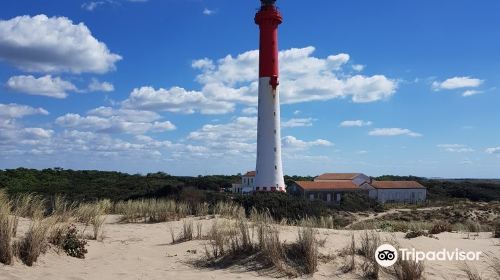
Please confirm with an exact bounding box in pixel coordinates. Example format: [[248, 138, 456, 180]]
[[282, 118, 314, 128], [125, 47, 396, 115], [340, 120, 372, 127], [187, 117, 257, 157], [437, 144, 474, 153], [203, 8, 216, 15], [242, 107, 258, 115], [485, 147, 500, 154], [122, 86, 234, 114], [432, 76, 483, 91], [293, 110, 301, 115], [0, 15, 122, 73], [462, 90, 482, 97], [368, 128, 422, 137], [352, 64, 365, 72], [82, 1, 106, 11], [88, 79, 114, 92], [282, 136, 333, 150], [0, 103, 48, 119], [55, 107, 176, 134], [6, 75, 77, 98]]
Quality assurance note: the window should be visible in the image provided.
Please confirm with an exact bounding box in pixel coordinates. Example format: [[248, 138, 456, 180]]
[[256, 187, 260, 191], [263, 187, 267, 191], [309, 194, 314, 201], [274, 165, 277, 170]]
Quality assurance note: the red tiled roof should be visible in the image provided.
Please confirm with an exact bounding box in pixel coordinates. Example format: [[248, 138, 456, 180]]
[[294, 180, 359, 190], [315, 173, 362, 181], [371, 181, 426, 189], [243, 171, 256, 177]]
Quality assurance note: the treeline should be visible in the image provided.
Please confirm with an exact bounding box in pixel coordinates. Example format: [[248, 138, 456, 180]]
[[1, 168, 499, 207], [375, 175, 500, 202], [0, 168, 238, 202]]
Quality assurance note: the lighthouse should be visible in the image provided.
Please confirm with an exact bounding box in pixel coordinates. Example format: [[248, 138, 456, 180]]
[[254, 0, 286, 192]]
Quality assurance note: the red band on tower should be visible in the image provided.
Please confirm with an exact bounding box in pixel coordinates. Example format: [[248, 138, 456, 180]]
[[255, 4, 282, 84]]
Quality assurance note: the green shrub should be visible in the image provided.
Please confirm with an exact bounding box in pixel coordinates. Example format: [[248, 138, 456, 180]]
[[61, 225, 88, 259], [337, 192, 383, 212], [234, 192, 328, 221]]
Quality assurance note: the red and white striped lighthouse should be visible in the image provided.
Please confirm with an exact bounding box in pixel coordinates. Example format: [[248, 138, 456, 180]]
[[254, 0, 286, 192]]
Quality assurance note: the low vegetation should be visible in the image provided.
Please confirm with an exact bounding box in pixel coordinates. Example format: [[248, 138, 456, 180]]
[[16, 218, 54, 266], [49, 224, 88, 259], [0, 191, 14, 265], [200, 211, 319, 277]]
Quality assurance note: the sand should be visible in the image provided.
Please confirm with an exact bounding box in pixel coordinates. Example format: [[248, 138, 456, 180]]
[[1, 215, 499, 280]]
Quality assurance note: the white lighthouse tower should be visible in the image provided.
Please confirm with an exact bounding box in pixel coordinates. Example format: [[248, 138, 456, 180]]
[[254, 0, 286, 192]]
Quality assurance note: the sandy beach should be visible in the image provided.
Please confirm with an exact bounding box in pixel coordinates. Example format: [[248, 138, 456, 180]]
[[1, 215, 499, 280]]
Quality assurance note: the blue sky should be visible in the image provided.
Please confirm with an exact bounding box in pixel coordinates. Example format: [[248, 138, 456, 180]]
[[0, 0, 499, 178]]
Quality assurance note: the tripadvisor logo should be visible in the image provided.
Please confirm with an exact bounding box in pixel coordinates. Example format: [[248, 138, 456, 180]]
[[375, 244, 483, 267], [375, 244, 398, 267]]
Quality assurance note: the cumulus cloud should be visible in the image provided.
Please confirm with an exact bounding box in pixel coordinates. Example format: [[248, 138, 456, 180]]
[[6, 75, 77, 98], [0, 103, 48, 119], [55, 107, 176, 134], [282, 118, 314, 128], [282, 136, 333, 150], [242, 107, 258, 115], [432, 76, 483, 91], [122, 86, 234, 114], [88, 78, 114, 92], [207, 47, 391, 105], [368, 128, 422, 137], [340, 120, 372, 127], [185, 116, 331, 159], [437, 144, 474, 153], [485, 147, 500, 154], [123, 47, 396, 115], [0, 15, 122, 73]]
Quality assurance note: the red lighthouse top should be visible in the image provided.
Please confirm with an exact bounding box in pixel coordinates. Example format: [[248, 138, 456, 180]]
[[255, 1, 282, 88]]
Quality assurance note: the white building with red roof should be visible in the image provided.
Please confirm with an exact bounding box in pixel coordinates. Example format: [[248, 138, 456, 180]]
[[290, 173, 426, 204]]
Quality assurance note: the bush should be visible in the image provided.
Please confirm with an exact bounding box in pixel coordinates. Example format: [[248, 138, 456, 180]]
[[429, 221, 452, 234], [234, 192, 328, 221], [493, 219, 500, 238], [405, 230, 427, 239], [50, 224, 88, 259], [338, 192, 383, 212]]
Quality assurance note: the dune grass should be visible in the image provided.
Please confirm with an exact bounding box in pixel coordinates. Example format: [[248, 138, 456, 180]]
[[114, 199, 190, 223], [0, 191, 14, 265], [16, 217, 55, 266], [201, 209, 320, 277]]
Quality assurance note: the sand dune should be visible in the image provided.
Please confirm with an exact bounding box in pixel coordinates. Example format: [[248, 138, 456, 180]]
[[1, 215, 499, 280]]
